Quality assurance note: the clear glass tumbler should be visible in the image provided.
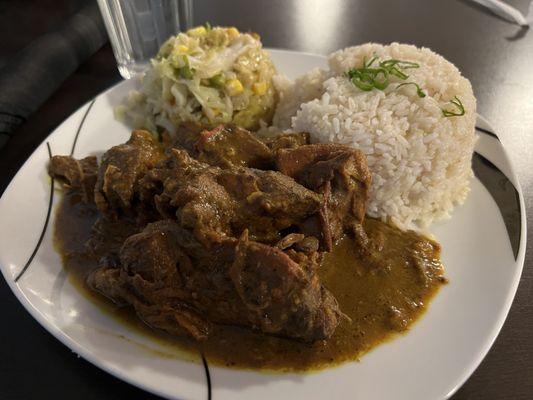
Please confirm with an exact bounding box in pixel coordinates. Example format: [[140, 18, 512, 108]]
[[97, 0, 193, 79]]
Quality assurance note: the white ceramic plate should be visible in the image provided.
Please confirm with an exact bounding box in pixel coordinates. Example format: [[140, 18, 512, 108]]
[[0, 50, 526, 400]]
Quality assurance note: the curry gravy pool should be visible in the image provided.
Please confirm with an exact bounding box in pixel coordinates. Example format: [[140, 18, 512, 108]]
[[54, 192, 446, 372]]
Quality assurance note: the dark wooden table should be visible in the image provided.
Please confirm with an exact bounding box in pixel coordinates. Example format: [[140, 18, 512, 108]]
[[1, 0, 532, 399]]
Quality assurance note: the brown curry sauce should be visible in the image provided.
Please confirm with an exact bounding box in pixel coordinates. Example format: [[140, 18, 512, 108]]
[[54, 192, 446, 372]]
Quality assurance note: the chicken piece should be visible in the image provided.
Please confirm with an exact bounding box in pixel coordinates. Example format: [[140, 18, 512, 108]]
[[143, 148, 324, 245], [88, 220, 342, 342], [94, 130, 164, 217], [276, 233, 306, 250], [197, 124, 273, 169], [276, 233, 320, 254], [171, 122, 273, 169], [49, 126, 374, 344], [230, 230, 340, 339], [276, 144, 372, 248], [217, 167, 324, 243], [86, 216, 139, 260], [261, 131, 310, 152], [49, 155, 98, 202]]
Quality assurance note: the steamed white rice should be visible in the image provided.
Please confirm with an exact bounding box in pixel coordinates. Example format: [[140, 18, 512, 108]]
[[271, 43, 477, 228]]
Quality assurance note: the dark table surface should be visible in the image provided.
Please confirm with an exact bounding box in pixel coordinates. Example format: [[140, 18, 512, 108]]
[[1, 0, 532, 399]]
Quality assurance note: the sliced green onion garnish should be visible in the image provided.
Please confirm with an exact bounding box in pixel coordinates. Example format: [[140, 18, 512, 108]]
[[373, 68, 389, 90], [380, 59, 420, 69], [347, 58, 465, 117], [442, 96, 465, 117], [364, 56, 378, 68], [388, 66, 409, 80], [396, 82, 426, 98], [351, 76, 375, 91], [346, 57, 419, 93]]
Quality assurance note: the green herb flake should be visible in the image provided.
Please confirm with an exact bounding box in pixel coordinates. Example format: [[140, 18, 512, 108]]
[[346, 57, 465, 117], [396, 82, 426, 98], [441, 96, 465, 117], [345, 57, 420, 93], [380, 59, 420, 70], [364, 56, 378, 68]]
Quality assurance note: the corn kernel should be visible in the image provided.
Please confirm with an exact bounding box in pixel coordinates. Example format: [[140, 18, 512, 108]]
[[176, 45, 189, 53], [226, 79, 244, 96], [187, 26, 206, 37], [227, 27, 239, 40], [252, 82, 267, 95]]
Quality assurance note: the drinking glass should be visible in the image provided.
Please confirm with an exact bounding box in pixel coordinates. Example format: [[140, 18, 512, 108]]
[[97, 0, 193, 79]]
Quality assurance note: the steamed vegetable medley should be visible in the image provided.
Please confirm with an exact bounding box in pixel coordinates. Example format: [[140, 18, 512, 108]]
[[119, 25, 277, 131]]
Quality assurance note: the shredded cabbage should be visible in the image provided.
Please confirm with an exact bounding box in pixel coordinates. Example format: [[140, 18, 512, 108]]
[[121, 26, 277, 132]]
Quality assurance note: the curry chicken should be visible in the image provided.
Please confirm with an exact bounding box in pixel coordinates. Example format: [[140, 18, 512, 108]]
[[50, 123, 446, 370]]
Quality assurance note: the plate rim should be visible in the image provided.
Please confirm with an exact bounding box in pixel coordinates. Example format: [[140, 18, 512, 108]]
[[0, 48, 527, 400], [447, 115, 527, 398]]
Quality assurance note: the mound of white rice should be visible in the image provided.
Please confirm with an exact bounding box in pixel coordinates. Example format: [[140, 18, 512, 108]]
[[272, 43, 477, 228]]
